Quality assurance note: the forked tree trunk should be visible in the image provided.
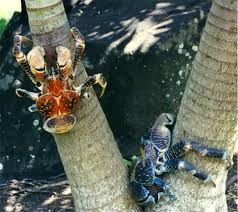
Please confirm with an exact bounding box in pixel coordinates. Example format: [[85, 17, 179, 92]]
[[24, 0, 141, 211], [148, 0, 237, 211]]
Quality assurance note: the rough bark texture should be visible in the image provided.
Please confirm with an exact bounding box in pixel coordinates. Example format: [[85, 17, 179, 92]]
[[26, 0, 71, 66], [148, 0, 237, 211], [25, 0, 140, 211]]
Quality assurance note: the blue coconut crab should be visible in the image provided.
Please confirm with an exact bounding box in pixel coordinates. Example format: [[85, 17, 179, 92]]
[[13, 27, 107, 134], [129, 113, 229, 207]]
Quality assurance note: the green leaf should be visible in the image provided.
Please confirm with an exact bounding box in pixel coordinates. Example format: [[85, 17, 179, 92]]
[[123, 159, 132, 167]]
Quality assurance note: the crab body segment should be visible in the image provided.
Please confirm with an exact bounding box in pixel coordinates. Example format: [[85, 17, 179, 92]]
[[34, 76, 80, 133], [37, 75, 78, 116]]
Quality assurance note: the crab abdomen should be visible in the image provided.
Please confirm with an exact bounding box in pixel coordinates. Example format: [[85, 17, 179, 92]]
[[36, 94, 59, 116], [43, 114, 76, 134], [59, 91, 80, 114]]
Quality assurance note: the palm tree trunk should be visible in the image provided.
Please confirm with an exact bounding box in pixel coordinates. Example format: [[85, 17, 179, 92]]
[[25, 0, 141, 211], [148, 0, 237, 211]]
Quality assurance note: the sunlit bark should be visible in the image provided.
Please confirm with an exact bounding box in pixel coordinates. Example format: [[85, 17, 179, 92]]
[[25, 0, 141, 211]]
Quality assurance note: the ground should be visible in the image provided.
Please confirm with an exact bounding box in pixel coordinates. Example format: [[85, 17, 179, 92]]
[[0, 155, 237, 211]]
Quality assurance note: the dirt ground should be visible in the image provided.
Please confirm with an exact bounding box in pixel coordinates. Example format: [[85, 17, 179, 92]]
[[0, 156, 237, 212]]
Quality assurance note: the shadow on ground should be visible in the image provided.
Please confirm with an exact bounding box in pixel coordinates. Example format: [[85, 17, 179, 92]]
[[69, 0, 210, 54], [0, 155, 236, 211]]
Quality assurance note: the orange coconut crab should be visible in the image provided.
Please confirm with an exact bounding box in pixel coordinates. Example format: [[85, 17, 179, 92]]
[[13, 27, 107, 134]]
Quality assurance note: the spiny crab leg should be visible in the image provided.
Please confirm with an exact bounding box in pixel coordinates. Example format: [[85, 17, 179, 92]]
[[159, 140, 231, 168], [16, 88, 40, 101], [74, 73, 107, 98], [13, 35, 37, 84], [71, 27, 85, 77], [156, 159, 216, 187]]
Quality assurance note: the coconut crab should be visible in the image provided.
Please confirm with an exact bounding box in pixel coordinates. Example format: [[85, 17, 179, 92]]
[[13, 27, 107, 134], [129, 113, 230, 207]]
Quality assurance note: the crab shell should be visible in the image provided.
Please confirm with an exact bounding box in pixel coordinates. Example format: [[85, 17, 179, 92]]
[[36, 76, 80, 134], [130, 157, 155, 186], [130, 181, 156, 206]]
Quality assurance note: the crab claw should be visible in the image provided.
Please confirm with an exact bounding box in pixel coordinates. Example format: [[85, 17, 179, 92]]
[[43, 114, 76, 134], [154, 113, 175, 127], [96, 73, 107, 98]]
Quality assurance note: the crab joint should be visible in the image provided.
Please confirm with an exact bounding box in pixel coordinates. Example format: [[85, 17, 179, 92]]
[[16, 88, 40, 101]]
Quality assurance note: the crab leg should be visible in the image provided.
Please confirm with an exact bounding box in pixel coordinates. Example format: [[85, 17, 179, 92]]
[[16, 88, 40, 101], [130, 178, 175, 207], [74, 73, 107, 97], [163, 140, 228, 161], [155, 159, 216, 187], [28, 104, 38, 112], [13, 35, 37, 84], [71, 27, 85, 76]]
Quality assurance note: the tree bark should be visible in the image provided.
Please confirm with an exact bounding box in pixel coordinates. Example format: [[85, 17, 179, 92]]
[[148, 0, 237, 211], [25, 0, 141, 211]]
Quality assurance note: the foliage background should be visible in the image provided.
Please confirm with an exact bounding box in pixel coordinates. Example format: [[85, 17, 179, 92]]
[[0, 1, 21, 36]]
